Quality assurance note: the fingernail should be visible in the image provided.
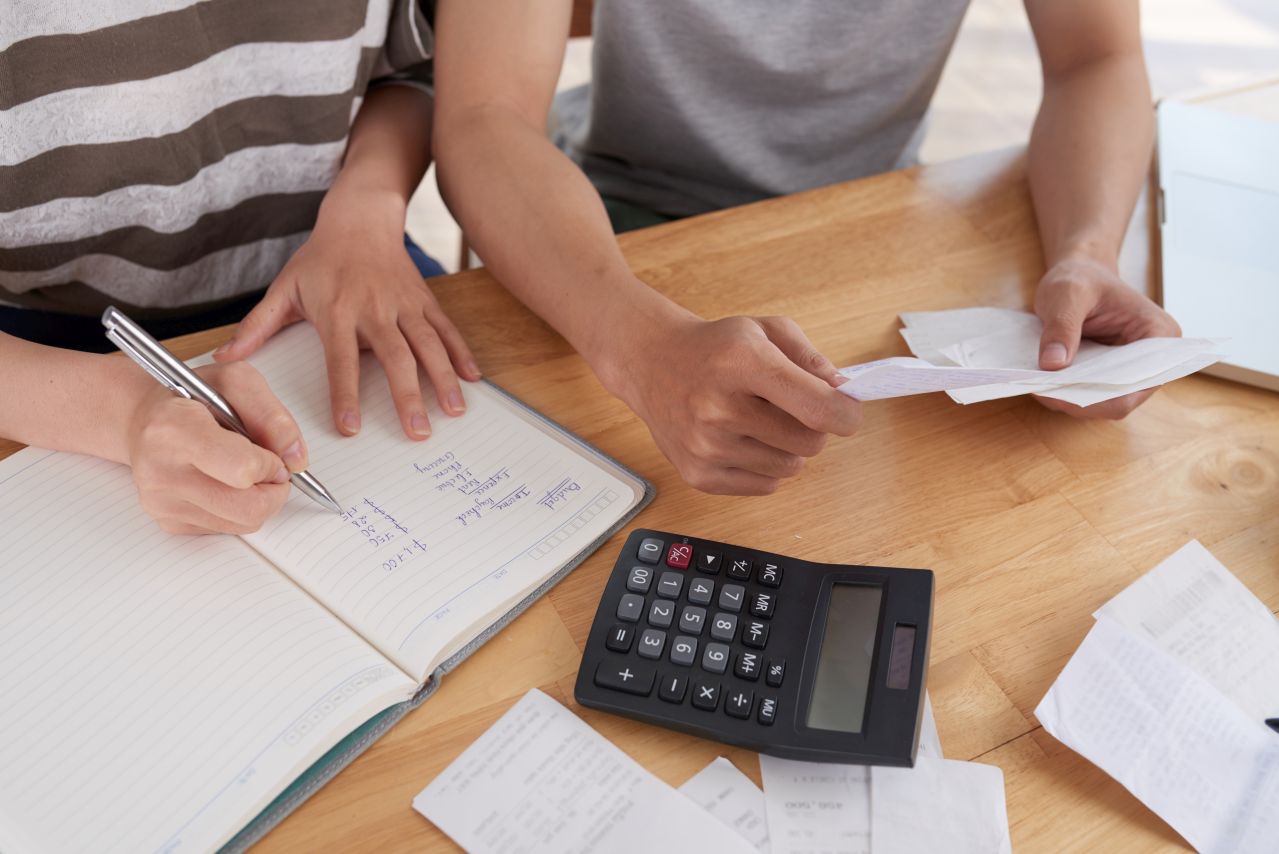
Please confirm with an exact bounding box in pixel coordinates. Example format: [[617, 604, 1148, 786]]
[[213, 337, 236, 357], [466, 361, 482, 379], [448, 390, 465, 414], [411, 413, 431, 437], [281, 440, 305, 471], [1043, 343, 1068, 367], [271, 467, 289, 484], [341, 412, 360, 435]]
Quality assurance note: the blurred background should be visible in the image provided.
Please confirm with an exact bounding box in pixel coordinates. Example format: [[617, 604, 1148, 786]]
[[406, 0, 1279, 273]]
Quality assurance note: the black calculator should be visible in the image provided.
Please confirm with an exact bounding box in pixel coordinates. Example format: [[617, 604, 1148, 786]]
[[574, 529, 934, 766]]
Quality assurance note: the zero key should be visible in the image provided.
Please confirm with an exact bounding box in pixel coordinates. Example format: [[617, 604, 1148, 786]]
[[594, 661, 656, 696]]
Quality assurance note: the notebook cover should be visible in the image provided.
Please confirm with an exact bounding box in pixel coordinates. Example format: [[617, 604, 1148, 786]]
[[220, 380, 655, 852]]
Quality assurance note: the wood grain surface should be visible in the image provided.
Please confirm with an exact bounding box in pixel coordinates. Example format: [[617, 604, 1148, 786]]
[[4, 146, 1275, 852]]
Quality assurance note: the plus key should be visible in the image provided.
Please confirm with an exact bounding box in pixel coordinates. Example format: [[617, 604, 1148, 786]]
[[666, 542, 693, 569]]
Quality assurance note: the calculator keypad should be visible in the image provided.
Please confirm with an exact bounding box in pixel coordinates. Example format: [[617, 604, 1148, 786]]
[[593, 537, 783, 731]]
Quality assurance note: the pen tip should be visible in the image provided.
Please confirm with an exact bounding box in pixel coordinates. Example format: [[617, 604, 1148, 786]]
[[1266, 718, 1279, 734]]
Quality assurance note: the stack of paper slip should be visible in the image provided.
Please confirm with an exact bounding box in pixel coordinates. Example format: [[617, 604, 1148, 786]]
[[1035, 541, 1279, 853], [836, 307, 1224, 405], [415, 689, 1012, 854]]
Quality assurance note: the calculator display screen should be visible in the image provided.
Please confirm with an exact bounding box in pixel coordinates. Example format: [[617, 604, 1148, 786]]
[[805, 584, 884, 733]]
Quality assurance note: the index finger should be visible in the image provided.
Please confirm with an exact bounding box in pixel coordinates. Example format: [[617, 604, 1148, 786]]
[[212, 363, 309, 472], [748, 349, 863, 436]]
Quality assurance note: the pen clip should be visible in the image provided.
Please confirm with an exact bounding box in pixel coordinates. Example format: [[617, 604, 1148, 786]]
[[107, 329, 193, 400]]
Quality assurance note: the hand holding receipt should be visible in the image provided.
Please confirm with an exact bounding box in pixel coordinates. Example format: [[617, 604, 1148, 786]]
[[103, 307, 341, 516]]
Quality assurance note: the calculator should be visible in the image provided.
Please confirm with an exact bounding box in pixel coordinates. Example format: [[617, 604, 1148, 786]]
[[574, 529, 934, 766]]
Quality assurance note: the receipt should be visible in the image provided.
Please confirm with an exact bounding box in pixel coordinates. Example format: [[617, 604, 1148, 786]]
[[1095, 540, 1279, 721], [680, 757, 770, 852], [414, 690, 754, 854], [870, 758, 1011, 854], [878, 306, 1225, 407], [1036, 616, 1279, 854], [759, 755, 870, 854]]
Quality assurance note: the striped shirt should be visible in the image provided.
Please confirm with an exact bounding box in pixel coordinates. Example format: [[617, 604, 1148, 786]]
[[0, 0, 434, 318]]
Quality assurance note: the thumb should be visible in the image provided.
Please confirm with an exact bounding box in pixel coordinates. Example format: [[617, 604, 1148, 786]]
[[1036, 287, 1089, 371], [214, 286, 299, 362]]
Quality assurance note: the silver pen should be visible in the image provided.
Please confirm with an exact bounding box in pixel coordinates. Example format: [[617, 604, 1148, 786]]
[[102, 306, 342, 514]]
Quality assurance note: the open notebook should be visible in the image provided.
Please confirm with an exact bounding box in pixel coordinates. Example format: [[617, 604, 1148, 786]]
[[0, 324, 651, 853]]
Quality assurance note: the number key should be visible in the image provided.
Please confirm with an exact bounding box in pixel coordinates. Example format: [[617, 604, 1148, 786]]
[[718, 584, 746, 613], [637, 628, 666, 660], [710, 612, 737, 642], [626, 566, 653, 593], [657, 571, 684, 599], [679, 605, 706, 635], [649, 600, 675, 628], [702, 642, 730, 674], [688, 577, 715, 606], [670, 635, 698, 666], [637, 537, 664, 564]]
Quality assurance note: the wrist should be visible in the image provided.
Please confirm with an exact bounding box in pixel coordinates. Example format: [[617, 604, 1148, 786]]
[[317, 177, 408, 234], [583, 276, 699, 399], [100, 355, 157, 466], [1045, 236, 1119, 273]]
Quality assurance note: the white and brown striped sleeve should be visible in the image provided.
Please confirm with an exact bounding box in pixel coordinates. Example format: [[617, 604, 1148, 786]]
[[0, 0, 433, 318]]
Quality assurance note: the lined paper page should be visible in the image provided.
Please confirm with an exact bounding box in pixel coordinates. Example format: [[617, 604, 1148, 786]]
[[241, 324, 644, 681], [0, 449, 417, 854]]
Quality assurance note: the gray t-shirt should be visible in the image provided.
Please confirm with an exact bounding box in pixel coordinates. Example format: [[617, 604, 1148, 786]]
[[554, 0, 970, 218]]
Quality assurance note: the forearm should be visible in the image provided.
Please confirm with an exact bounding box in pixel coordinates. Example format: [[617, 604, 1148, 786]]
[[324, 84, 435, 224], [434, 107, 693, 388], [1028, 53, 1153, 269], [0, 333, 151, 463]]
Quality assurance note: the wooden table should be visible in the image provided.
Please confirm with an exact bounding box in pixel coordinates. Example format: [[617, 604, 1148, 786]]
[[8, 147, 1277, 851]]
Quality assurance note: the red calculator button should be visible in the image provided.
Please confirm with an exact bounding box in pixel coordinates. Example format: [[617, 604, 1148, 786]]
[[666, 543, 693, 569]]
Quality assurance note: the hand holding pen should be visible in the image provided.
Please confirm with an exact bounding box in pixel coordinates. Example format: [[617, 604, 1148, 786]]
[[104, 307, 340, 535]]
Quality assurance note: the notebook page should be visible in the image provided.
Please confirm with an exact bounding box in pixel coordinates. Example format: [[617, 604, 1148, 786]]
[[0, 448, 417, 854], [240, 324, 644, 681]]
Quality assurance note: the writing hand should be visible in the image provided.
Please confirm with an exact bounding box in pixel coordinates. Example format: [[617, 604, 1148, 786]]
[[607, 314, 862, 494], [1033, 255, 1181, 419], [213, 191, 481, 440], [127, 362, 307, 534]]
